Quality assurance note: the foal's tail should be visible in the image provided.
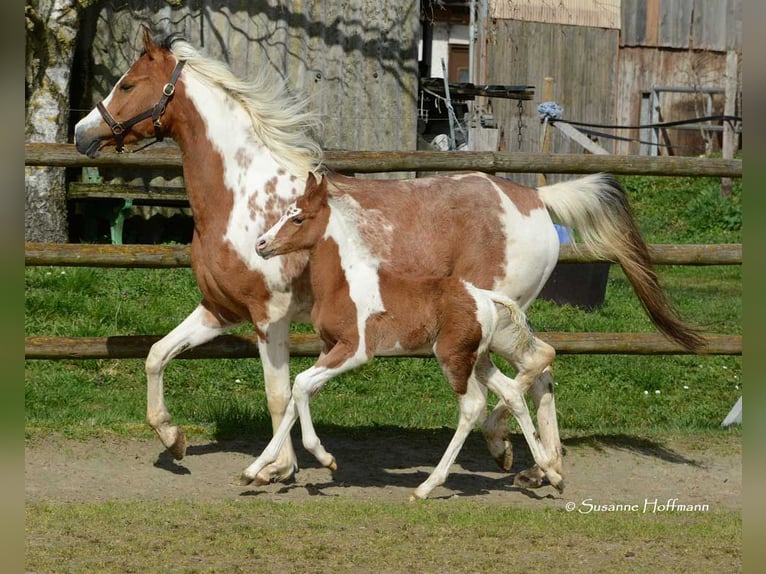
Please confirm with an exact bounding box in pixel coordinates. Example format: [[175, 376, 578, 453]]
[[537, 173, 705, 353]]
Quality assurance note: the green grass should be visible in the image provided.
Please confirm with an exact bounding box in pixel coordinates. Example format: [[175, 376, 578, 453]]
[[24, 174, 742, 572], [24, 175, 742, 441], [25, 499, 740, 573]]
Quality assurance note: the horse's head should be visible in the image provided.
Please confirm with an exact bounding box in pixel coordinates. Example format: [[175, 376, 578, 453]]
[[74, 26, 184, 157], [256, 173, 329, 259]]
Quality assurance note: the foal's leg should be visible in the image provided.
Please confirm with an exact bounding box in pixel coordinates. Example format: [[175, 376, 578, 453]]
[[146, 303, 234, 459], [411, 375, 488, 501], [479, 356, 564, 492], [240, 343, 365, 485], [481, 401, 514, 471], [514, 368, 565, 489]]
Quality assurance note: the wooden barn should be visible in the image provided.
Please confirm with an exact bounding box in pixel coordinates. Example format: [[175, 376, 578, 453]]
[[421, 0, 742, 177]]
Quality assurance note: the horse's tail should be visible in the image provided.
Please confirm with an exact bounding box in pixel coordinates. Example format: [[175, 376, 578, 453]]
[[537, 173, 705, 353]]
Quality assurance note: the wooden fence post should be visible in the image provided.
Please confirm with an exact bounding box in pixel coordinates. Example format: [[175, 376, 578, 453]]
[[537, 76, 555, 187]]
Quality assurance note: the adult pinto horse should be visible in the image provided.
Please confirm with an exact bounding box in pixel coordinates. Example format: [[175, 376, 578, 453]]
[[74, 28, 703, 488]]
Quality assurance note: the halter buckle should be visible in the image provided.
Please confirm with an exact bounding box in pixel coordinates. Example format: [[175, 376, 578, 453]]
[[162, 83, 175, 97]]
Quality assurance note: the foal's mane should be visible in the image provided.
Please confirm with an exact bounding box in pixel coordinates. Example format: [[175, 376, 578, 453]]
[[164, 35, 324, 176]]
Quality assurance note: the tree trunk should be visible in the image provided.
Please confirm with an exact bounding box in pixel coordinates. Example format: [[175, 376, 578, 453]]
[[25, 0, 80, 243]]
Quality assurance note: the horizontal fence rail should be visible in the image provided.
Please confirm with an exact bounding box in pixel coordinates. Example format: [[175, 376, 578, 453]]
[[25, 143, 742, 358], [25, 242, 743, 268], [25, 332, 742, 359], [25, 143, 743, 177]]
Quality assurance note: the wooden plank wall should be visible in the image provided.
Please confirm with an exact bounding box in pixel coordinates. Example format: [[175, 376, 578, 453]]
[[76, 0, 419, 156], [616, 0, 742, 155], [485, 20, 619, 184], [621, 0, 741, 50]]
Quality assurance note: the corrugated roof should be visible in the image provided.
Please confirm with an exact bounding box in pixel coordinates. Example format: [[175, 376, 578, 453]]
[[490, 0, 621, 29]]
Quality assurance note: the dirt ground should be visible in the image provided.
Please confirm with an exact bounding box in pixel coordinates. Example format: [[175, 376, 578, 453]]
[[25, 430, 741, 509]]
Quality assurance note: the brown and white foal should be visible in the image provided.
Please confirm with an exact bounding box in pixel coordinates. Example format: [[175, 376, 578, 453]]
[[243, 173, 562, 499]]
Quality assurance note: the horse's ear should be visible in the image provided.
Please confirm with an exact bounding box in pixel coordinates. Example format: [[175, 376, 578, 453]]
[[141, 25, 160, 57]]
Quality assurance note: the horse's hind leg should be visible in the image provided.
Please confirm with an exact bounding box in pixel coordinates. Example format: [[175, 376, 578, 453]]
[[480, 356, 564, 492], [146, 303, 234, 459], [482, 401, 514, 471], [513, 367, 564, 489]]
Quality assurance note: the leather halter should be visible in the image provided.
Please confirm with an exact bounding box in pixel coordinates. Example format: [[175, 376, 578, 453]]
[[96, 59, 186, 152]]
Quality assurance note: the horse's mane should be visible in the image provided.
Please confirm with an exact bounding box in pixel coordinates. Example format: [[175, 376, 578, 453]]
[[165, 36, 324, 176]]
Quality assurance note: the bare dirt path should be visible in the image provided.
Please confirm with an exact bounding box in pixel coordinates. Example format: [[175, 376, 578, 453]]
[[25, 430, 741, 510]]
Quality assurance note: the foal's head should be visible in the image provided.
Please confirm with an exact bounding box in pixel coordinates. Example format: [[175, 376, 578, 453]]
[[256, 172, 330, 259]]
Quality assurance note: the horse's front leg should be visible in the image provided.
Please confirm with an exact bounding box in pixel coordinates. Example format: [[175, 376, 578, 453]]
[[253, 316, 298, 484], [146, 303, 234, 459]]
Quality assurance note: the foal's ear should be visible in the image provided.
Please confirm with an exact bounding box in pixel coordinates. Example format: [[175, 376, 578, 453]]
[[304, 172, 327, 206]]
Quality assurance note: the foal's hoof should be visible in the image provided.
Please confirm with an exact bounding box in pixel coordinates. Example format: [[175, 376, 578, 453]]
[[153, 425, 187, 460], [327, 458, 338, 472], [493, 449, 514, 473], [239, 472, 270, 487], [513, 466, 546, 489]]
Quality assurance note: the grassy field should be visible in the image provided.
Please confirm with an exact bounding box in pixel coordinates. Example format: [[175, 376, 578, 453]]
[[24, 175, 742, 571]]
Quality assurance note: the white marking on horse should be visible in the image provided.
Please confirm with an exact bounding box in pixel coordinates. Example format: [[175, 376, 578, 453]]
[[183, 73, 303, 278], [324, 195, 386, 360]]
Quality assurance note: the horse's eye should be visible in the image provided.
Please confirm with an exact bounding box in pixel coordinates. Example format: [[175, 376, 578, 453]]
[[292, 217, 304, 225], [120, 83, 134, 92]]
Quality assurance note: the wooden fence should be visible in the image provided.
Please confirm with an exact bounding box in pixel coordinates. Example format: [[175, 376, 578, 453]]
[[25, 144, 742, 359]]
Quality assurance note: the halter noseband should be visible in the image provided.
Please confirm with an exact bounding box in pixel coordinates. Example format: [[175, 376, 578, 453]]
[[96, 59, 186, 153]]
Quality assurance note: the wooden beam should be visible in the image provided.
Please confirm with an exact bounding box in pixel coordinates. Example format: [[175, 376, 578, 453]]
[[24, 143, 742, 178], [552, 122, 612, 155], [24, 332, 742, 359], [24, 242, 743, 268]]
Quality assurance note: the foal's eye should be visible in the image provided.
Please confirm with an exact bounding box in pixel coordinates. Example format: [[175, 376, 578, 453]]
[[292, 217, 304, 225], [119, 83, 135, 92]]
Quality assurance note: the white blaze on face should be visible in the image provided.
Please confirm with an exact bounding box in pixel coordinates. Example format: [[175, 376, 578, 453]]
[[258, 204, 302, 249], [325, 196, 386, 360], [183, 73, 302, 277], [74, 72, 125, 143]]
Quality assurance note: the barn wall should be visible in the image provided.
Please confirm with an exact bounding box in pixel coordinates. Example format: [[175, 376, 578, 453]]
[[485, 19, 619, 184], [620, 0, 741, 50], [615, 0, 742, 155], [615, 47, 730, 155], [75, 0, 419, 154]]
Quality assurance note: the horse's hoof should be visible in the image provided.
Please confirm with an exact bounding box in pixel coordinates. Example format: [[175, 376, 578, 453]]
[[327, 458, 338, 472], [167, 428, 187, 461], [240, 473, 255, 486], [553, 479, 565, 493]]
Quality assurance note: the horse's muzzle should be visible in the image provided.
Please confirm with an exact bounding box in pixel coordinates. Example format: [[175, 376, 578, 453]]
[[74, 131, 103, 158]]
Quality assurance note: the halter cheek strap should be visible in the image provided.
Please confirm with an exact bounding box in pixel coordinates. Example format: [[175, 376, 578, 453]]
[[97, 59, 186, 153]]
